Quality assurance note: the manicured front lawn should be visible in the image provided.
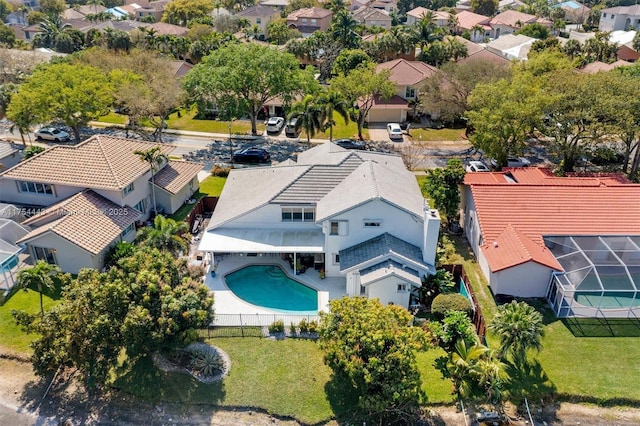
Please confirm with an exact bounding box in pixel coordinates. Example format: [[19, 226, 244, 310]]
[[97, 111, 128, 125], [0, 288, 59, 356], [409, 127, 466, 142], [165, 109, 265, 135]]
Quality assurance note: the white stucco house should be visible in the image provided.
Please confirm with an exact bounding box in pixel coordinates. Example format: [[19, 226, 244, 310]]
[[462, 167, 640, 318], [198, 142, 440, 309], [599, 5, 640, 32], [0, 135, 202, 273]]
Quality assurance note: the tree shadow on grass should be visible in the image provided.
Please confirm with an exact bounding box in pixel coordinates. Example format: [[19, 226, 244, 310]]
[[504, 359, 556, 404], [561, 317, 640, 337], [324, 373, 361, 424]]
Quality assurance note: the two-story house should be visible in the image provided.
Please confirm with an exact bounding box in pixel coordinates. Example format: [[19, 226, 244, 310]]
[[352, 6, 392, 29], [198, 142, 440, 309], [599, 5, 640, 32], [366, 59, 437, 123], [286, 7, 333, 36], [406, 7, 451, 27], [489, 10, 552, 39], [235, 5, 280, 39], [0, 135, 202, 273]]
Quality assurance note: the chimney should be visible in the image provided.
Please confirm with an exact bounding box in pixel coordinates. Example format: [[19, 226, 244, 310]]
[[423, 205, 440, 266]]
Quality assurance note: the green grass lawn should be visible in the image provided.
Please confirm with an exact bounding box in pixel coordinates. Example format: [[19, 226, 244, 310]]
[[0, 288, 59, 356], [170, 176, 226, 222], [409, 127, 466, 142], [165, 109, 265, 135], [97, 111, 128, 125]]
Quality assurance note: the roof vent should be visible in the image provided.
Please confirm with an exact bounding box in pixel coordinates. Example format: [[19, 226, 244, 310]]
[[493, 241, 499, 248]]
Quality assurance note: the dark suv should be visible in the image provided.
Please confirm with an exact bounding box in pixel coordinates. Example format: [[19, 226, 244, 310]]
[[232, 148, 271, 163], [334, 138, 366, 150]]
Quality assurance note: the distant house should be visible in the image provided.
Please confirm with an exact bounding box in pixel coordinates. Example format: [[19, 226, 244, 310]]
[[63, 4, 107, 20], [462, 167, 640, 318], [454, 36, 511, 66], [0, 135, 202, 273], [136, 0, 171, 21], [0, 142, 22, 171], [236, 5, 280, 39], [609, 30, 639, 62], [286, 7, 332, 35], [489, 10, 552, 39], [456, 10, 492, 42], [553, 0, 590, 24], [260, 0, 289, 10], [579, 59, 632, 73], [352, 6, 392, 29], [367, 59, 437, 123], [486, 33, 536, 60], [350, 0, 397, 13], [198, 142, 440, 310], [406, 7, 451, 27], [599, 5, 640, 32]]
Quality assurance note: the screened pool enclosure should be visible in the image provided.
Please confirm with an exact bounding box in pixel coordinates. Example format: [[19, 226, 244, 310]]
[[545, 236, 640, 318]]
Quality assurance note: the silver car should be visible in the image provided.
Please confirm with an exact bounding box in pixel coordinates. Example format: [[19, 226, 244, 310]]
[[35, 127, 71, 142], [266, 117, 285, 134]]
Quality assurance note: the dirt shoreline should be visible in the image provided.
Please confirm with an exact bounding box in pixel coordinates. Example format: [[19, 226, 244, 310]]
[[2, 357, 640, 425]]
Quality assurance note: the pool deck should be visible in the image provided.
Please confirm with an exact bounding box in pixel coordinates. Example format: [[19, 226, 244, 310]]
[[204, 254, 347, 315]]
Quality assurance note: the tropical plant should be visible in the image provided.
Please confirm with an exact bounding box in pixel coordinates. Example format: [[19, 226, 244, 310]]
[[134, 146, 168, 215], [23, 145, 45, 160], [316, 90, 349, 142], [331, 10, 360, 48], [16, 260, 62, 316], [488, 300, 545, 365], [136, 215, 189, 256], [422, 158, 465, 225], [268, 319, 285, 333], [189, 348, 224, 376], [419, 269, 455, 306], [288, 94, 323, 145]]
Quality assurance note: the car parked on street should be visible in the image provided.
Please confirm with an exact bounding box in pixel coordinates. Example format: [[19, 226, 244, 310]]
[[490, 156, 532, 168], [334, 138, 366, 150], [285, 117, 300, 138], [387, 123, 403, 141], [232, 147, 271, 163], [266, 117, 285, 134], [34, 127, 70, 142], [466, 160, 490, 172]]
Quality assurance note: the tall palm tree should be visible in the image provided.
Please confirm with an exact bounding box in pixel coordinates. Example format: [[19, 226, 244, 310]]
[[134, 147, 168, 216], [414, 13, 443, 50], [17, 260, 61, 316], [448, 339, 488, 397], [331, 10, 359, 48], [288, 95, 323, 146], [316, 91, 350, 142], [136, 215, 189, 256], [488, 300, 545, 365]]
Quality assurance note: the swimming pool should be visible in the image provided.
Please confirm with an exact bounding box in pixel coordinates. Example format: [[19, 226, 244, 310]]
[[224, 265, 318, 313]]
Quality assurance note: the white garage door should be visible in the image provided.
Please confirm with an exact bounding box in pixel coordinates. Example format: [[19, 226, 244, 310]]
[[368, 108, 405, 123]]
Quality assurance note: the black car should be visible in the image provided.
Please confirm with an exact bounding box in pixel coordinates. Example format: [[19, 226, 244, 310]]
[[334, 138, 366, 150], [232, 148, 271, 163]]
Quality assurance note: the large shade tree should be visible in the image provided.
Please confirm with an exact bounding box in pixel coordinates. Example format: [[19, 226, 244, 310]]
[[13, 247, 214, 390], [330, 62, 395, 140], [6, 63, 113, 142], [319, 297, 429, 423], [183, 43, 317, 135]]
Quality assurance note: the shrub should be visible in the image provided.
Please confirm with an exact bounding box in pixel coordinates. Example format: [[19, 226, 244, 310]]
[[189, 349, 224, 376], [211, 165, 230, 177], [298, 318, 310, 333], [431, 293, 472, 318], [289, 322, 297, 335], [268, 320, 285, 333], [307, 320, 318, 333]]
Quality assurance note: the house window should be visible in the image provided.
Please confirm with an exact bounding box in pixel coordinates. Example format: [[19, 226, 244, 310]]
[[360, 285, 366, 295], [330, 221, 339, 235], [363, 220, 382, 228], [603, 13, 607, 17], [123, 182, 134, 196], [302, 18, 307, 24], [611, 14, 615, 19], [33, 246, 56, 264], [311, 18, 317, 24], [397, 283, 407, 292], [281, 207, 315, 222], [121, 223, 135, 238], [256, 18, 261, 24], [405, 87, 416, 98], [133, 199, 146, 214], [17, 181, 54, 195], [333, 253, 340, 264]]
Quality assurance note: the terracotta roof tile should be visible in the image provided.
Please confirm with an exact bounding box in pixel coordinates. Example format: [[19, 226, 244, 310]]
[[377, 59, 436, 86], [153, 160, 202, 195], [456, 10, 491, 30], [287, 7, 332, 19], [18, 190, 139, 254], [1, 135, 174, 190]]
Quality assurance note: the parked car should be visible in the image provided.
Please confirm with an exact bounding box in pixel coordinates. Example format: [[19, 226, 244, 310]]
[[34, 127, 70, 142], [285, 117, 300, 137], [266, 117, 285, 134], [466, 160, 490, 172], [232, 148, 271, 163], [490, 157, 532, 168], [387, 123, 403, 140], [334, 138, 366, 150]]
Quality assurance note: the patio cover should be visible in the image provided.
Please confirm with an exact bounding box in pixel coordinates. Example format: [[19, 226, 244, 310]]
[[198, 228, 324, 253]]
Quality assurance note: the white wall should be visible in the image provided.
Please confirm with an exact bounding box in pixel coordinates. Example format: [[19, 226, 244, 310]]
[[323, 199, 423, 276], [462, 187, 482, 257], [367, 275, 412, 308], [490, 261, 553, 298], [0, 179, 81, 207], [154, 177, 198, 215], [26, 232, 100, 274]]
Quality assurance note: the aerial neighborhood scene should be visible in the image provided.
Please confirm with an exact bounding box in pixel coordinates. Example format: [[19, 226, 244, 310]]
[[1, 0, 640, 422]]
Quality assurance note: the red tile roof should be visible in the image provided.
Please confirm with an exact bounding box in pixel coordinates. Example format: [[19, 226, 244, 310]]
[[377, 59, 436, 86], [466, 168, 640, 272]]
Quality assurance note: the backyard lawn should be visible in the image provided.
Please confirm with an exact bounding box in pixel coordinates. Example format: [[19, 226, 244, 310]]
[[170, 176, 226, 222]]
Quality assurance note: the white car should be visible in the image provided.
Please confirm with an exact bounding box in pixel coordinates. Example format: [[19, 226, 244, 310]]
[[266, 117, 285, 134], [490, 157, 532, 168], [387, 123, 403, 140], [466, 161, 490, 172], [34, 127, 70, 142]]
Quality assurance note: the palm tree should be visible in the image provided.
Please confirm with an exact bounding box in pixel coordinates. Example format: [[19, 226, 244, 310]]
[[136, 215, 189, 256], [414, 13, 444, 50], [134, 147, 168, 216], [331, 10, 359, 48], [471, 24, 484, 41], [448, 339, 488, 397], [86, 0, 104, 13], [316, 91, 350, 142], [288, 95, 323, 146], [17, 260, 61, 316], [488, 300, 545, 365]]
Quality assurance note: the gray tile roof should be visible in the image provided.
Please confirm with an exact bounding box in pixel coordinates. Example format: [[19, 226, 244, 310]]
[[360, 259, 419, 277], [0, 142, 19, 160], [339, 232, 425, 270]]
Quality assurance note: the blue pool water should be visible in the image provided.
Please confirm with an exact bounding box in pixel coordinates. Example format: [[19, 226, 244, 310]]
[[225, 265, 318, 312]]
